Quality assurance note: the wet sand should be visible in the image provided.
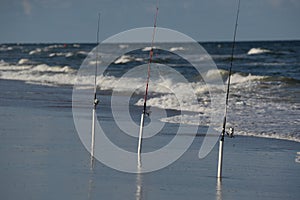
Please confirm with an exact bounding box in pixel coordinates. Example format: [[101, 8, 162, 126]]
[[0, 106, 299, 200]]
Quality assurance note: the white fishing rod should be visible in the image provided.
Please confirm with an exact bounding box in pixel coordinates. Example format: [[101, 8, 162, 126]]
[[217, 0, 240, 179], [90, 13, 100, 169], [137, 3, 159, 163]]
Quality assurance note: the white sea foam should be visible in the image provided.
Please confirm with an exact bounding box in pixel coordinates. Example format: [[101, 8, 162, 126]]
[[29, 45, 73, 55], [229, 73, 264, 84], [0, 60, 266, 94], [113, 55, 143, 64], [49, 51, 87, 58], [0, 61, 146, 89], [77, 51, 88, 56], [49, 52, 74, 57], [31, 64, 75, 73], [1, 59, 299, 143], [142, 46, 159, 51], [247, 48, 271, 55], [203, 69, 264, 86], [161, 113, 300, 142], [29, 48, 42, 55], [49, 53, 57, 57], [205, 69, 228, 80], [169, 47, 185, 52], [18, 58, 31, 65], [114, 55, 134, 64], [119, 44, 129, 49], [0, 61, 217, 99], [88, 60, 103, 65], [0, 61, 76, 85], [0, 46, 13, 51], [136, 93, 212, 113], [46, 44, 65, 49], [1, 60, 264, 96], [65, 52, 73, 57], [237, 131, 300, 143], [0, 65, 32, 71]]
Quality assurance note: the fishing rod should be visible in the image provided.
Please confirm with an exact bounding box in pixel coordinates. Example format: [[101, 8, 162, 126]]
[[137, 3, 159, 162], [217, 0, 240, 179], [90, 13, 101, 169]]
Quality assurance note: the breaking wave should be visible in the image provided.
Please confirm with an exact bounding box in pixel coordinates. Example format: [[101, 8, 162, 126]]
[[1, 59, 299, 143], [142, 46, 159, 51], [247, 48, 272, 55], [114, 55, 144, 64], [169, 47, 185, 52], [0, 60, 272, 90], [0, 61, 76, 86]]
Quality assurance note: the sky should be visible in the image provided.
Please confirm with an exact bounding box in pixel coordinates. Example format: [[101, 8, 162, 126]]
[[0, 0, 299, 43]]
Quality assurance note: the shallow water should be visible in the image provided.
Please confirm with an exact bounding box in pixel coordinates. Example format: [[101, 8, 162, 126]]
[[0, 104, 299, 200]]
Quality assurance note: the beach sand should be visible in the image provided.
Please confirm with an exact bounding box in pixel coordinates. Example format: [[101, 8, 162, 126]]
[[0, 104, 299, 200]]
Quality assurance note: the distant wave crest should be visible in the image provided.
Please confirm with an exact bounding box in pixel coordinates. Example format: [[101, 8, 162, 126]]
[[247, 48, 272, 55]]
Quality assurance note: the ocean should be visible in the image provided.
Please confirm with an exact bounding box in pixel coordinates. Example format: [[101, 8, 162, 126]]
[[0, 41, 299, 142], [0, 41, 300, 199]]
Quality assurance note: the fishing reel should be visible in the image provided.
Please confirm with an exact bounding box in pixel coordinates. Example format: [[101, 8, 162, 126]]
[[226, 127, 234, 138], [94, 98, 99, 106], [145, 109, 152, 117]]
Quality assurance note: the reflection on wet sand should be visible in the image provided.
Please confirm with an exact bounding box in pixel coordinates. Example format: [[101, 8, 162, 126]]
[[216, 179, 222, 200], [88, 164, 95, 200], [136, 166, 143, 200], [135, 172, 143, 200]]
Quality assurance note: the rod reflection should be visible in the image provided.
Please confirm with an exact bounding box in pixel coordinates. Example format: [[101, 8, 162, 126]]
[[136, 165, 144, 200], [88, 168, 94, 200], [216, 179, 223, 200]]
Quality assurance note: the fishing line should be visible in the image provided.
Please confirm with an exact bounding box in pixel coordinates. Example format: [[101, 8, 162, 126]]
[[218, 0, 241, 179], [142, 3, 159, 114], [138, 1, 159, 161], [90, 13, 101, 169]]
